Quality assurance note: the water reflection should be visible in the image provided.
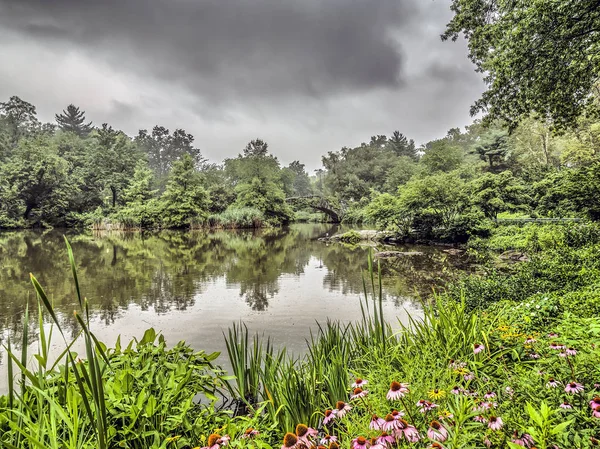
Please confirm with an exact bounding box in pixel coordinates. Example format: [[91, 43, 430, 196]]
[[0, 224, 471, 365]]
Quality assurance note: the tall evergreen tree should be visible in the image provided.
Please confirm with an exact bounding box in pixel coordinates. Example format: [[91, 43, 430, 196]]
[[389, 131, 416, 159], [55, 104, 93, 137]]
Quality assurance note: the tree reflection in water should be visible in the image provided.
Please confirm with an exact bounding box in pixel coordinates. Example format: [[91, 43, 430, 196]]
[[0, 224, 472, 347]]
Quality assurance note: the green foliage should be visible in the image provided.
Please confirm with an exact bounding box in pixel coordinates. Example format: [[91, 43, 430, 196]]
[[420, 138, 464, 173], [204, 207, 265, 229], [338, 230, 362, 244], [160, 154, 210, 228], [470, 171, 530, 219], [55, 104, 93, 137], [444, 0, 600, 130]]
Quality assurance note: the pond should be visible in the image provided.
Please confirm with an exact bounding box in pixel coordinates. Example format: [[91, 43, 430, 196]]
[[0, 224, 470, 392]]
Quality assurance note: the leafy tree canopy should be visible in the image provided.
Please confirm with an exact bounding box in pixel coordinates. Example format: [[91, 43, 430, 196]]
[[444, 0, 600, 129]]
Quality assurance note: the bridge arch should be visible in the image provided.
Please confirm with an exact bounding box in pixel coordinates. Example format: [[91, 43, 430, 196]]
[[285, 195, 343, 223]]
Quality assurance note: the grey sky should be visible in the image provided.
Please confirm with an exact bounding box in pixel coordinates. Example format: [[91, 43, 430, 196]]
[[0, 0, 484, 171]]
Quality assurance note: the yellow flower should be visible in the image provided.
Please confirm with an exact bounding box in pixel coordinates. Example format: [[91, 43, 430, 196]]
[[454, 367, 469, 376], [428, 388, 446, 400], [439, 409, 453, 418]]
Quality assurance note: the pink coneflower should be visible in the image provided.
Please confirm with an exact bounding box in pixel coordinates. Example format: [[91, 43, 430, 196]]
[[205, 434, 229, 449], [484, 391, 496, 399], [417, 400, 438, 412], [368, 442, 385, 449], [565, 382, 584, 394], [323, 409, 336, 425], [546, 378, 560, 388], [320, 436, 337, 446], [589, 396, 600, 409], [369, 414, 385, 430], [477, 401, 497, 410], [376, 433, 395, 446], [429, 444, 445, 449], [566, 348, 577, 356], [505, 386, 514, 397], [281, 433, 298, 449], [473, 343, 485, 354], [352, 378, 368, 388], [488, 416, 503, 430], [351, 387, 368, 400], [352, 436, 370, 449], [525, 337, 536, 344], [335, 401, 351, 418], [593, 405, 600, 419], [427, 421, 448, 442], [450, 386, 462, 395], [548, 332, 558, 338], [550, 342, 566, 350], [402, 426, 420, 443], [465, 390, 478, 397], [391, 409, 405, 419], [242, 429, 259, 439], [464, 373, 475, 381], [296, 424, 317, 446], [511, 432, 534, 448], [559, 402, 572, 409], [529, 353, 541, 359], [386, 381, 409, 400], [383, 414, 400, 431], [473, 415, 487, 423]]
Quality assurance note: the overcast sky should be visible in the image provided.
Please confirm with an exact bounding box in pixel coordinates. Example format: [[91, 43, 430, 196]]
[[0, 0, 484, 171]]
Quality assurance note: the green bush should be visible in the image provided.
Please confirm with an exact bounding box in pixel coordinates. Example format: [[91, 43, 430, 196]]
[[204, 207, 265, 229], [338, 230, 362, 244]]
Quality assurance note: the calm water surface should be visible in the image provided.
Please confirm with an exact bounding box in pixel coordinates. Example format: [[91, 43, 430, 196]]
[[0, 224, 470, 391]]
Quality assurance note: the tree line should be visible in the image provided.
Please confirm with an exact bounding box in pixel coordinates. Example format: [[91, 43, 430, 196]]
[[0, 97, 319, 229]]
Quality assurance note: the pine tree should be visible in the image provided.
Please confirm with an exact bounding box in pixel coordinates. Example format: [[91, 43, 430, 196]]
[[55, 104, 93, 137], [389, 131, 417, 159]]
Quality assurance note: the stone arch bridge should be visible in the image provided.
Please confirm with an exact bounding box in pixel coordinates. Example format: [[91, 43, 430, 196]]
[[285, 195, 344, 223]]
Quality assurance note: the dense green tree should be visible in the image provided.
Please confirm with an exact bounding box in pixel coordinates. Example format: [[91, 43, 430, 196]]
[[285, 161, 312, 197], [91, 128, 140, 208], [420, 139, 464, 173], [322, 137, 402, 202], [470, 171, 530, 219], [535, 163, 600, 220], [398, 171, 470, 228], [472, 129, 509, 169], [160, 154, 210, 227], [136, 126, 202, 178], [0, 96, 39, 144], [243, 138, 269, 157], [1, 137, 73, 223], [383, 156, 418, 192], [55, 104, 93, 137], [122, 160, 157, 204], [444, 0, 600, 129], [227, 140, 292, 223]]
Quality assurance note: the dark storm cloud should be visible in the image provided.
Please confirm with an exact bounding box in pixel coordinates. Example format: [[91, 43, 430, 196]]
[[0, 0, 485, 169], [0, 0, 413, 102]]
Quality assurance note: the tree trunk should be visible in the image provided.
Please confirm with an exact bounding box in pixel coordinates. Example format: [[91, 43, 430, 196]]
[[23, 203, 34, 219], [111, 186, 117, 208]]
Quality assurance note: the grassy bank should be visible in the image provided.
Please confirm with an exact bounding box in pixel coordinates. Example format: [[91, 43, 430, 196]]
[[2, 235, 600, 448]]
